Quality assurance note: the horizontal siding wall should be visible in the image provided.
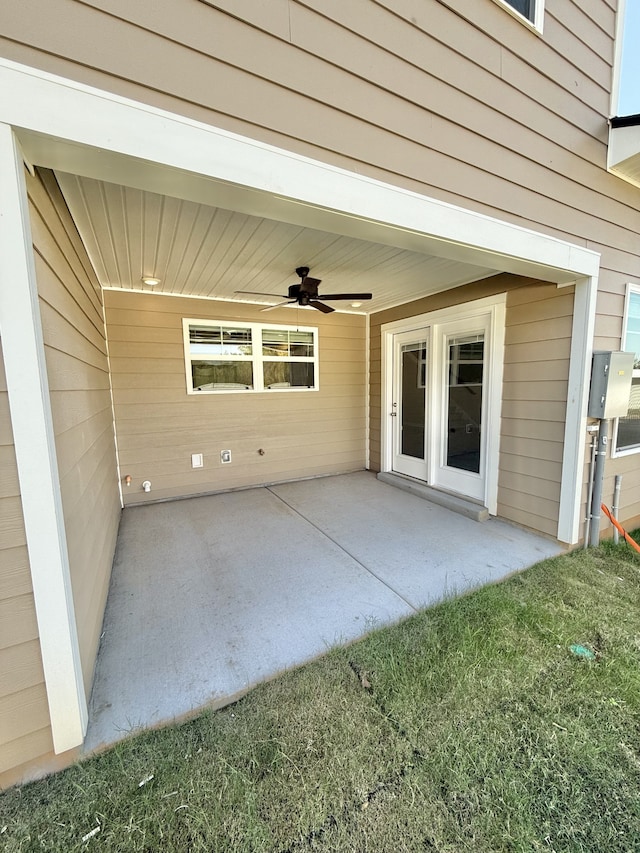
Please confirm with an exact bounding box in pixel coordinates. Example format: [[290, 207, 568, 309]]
[[2, 0, 639, 532], [500, 284, 574, 537], [105, 290, 367, 504], [27, 168, 121, 706], [0, 1, 637, 264], [370, 275, 573, 538], [0, 341, 55, 787]]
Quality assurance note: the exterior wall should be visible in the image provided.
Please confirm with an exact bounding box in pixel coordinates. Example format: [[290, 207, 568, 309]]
[[370, 275, 574, 538], [105, 290, 366, 504], [1, 1, 638, 530], [0, 341, 54, 786], [500, 283, 575, 537], [0, 1, 636, 255], [27, 168, 121, 696]]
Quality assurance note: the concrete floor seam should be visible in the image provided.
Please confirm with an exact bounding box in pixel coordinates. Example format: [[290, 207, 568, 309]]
[[265, 485, 420, 614]]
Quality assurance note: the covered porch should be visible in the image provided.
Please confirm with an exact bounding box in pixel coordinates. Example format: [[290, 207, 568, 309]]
[[0, 59, 600, 782]]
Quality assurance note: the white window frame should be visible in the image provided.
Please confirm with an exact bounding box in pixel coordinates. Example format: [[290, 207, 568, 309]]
[[612, 282, 640, 457], [494, 0, 545, 33], [183, 318, 319, 393]]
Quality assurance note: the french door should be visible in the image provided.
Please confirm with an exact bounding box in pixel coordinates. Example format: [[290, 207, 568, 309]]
[[391, 330, 429, 480], [388, 306, 500, 506]]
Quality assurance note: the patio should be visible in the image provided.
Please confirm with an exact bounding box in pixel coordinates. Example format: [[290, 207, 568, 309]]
[[83, 471, 563, 754]]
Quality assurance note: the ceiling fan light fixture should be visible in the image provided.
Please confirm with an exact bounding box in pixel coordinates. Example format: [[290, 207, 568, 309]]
[[142, 276, 160, 286], [235, 267, 372, 315]]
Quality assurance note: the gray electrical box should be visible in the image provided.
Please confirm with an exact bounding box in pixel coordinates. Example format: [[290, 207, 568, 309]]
[[587, 351, 634, 419]]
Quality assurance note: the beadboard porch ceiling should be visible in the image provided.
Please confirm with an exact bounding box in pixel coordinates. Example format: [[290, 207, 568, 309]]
[[55, 171, 499, 314]]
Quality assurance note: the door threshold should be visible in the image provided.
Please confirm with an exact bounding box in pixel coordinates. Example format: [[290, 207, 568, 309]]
[[377, 472, 489, 522]]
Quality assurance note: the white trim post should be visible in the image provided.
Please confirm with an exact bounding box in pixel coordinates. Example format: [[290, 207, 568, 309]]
[[558, 276, 599, 544], [0, 123, 87, 751]]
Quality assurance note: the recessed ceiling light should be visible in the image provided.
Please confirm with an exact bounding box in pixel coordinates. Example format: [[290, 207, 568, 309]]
[[142, 277, 160, 286]]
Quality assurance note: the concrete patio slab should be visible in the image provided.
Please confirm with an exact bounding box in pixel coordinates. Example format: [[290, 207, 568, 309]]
[[84, 471, 563, 754], [271, 472, 563, 610]]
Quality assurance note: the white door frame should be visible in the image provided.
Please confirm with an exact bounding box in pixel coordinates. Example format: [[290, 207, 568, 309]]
[[382, 295, 506, 515], [0, 57, 600, 754]]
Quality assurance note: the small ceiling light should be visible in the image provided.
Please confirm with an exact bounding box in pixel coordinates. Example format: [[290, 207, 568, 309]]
[[142, 277, 160, 286], [351, 301, 363, 308]]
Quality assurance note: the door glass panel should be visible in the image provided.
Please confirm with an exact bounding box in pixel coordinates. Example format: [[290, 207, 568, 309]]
[[401, 341, 427, 459], [446, 334, 484, 473]]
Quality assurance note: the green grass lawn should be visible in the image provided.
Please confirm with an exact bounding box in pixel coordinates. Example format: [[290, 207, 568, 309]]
[[3, 540, 640, 852]]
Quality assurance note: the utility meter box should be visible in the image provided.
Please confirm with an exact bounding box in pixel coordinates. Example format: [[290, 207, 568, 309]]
[[588, 351, 634, 419]]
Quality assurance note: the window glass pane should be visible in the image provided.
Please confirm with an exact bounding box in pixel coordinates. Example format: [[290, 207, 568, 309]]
[[400, 342, 427, 459], [191, 360, 253, 390], [262, 329, 314, 357], [617, 291, 640, 451], [617, 377, 640, 449], [448, 336, 484, 386], [504, 0, 534, 21], [625, 292, 640, 364], [264, 361, 314, 388], [262, 329, 289, 357], [290, 331, 314, 357], [446, 336, 484, 473], [190, 325, 252, 356]]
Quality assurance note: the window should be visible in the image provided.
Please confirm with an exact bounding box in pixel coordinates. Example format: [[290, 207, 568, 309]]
[[614, 286, 640, 454], [183, 320, 318, 393], [496, 0, 544, 30]]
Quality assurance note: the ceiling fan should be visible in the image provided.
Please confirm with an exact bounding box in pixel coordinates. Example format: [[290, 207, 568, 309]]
[[235, 267, 373, 313]]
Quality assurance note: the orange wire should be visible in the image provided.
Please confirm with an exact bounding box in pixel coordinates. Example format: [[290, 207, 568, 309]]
[[601, 504, 640, 554]]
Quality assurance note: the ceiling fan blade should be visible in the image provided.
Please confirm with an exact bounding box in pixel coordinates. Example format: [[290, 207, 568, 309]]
[[235, 289, 288, 298], [309, 300, 334, 314], [316, 293, 373, 301], [260, 300, 297, 312]]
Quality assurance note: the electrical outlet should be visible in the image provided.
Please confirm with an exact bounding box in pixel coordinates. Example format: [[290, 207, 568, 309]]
[[191, 453, 203, 468], [221, 449, 232, 464]]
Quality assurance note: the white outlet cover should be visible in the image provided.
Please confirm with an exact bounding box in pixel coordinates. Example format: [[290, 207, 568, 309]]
[[221, 450, 232, 464], [191, 453, 203, 468]]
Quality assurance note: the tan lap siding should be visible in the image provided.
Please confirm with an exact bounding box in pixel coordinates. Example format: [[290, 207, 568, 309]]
[[0, 0, 635, 251], [2, 1, 640, 534], [105, 290, 366, 504], [27, 168, 121, 698], [369, 275, 573, 538], [0, 342, 54, 787], [499, 285, 574, 537]]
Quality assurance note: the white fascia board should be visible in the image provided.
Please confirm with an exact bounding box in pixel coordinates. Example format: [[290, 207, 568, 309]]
[[0, 123, 87, 751], [557, 276, 599, 544], [0, 58, 600, 284], [608, 124, 640, 189]]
